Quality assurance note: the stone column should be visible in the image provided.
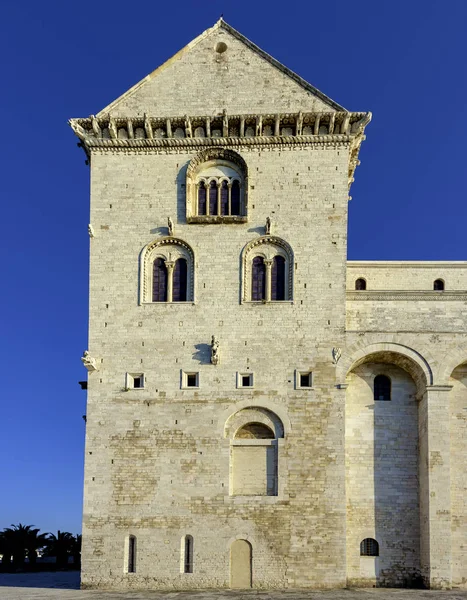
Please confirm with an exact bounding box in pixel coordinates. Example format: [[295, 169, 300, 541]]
[[264, 259, 273, 302], [419, 384, 453, 589], [165, 261, 175, 303]]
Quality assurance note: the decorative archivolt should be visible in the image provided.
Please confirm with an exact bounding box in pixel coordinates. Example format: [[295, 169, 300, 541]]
[[139, 237, 194, 304], [186, 148, 248, 222], [224, 407, 285, 440], [241, 235, 294, 302]]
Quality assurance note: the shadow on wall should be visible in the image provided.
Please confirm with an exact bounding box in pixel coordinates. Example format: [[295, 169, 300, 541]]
[[176, 162, 189, 223], [192, 343, 211, 364], [372, 360, 423, 588]]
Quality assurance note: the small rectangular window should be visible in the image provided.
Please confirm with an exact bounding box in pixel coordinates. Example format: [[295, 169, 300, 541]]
[[296, 370, 312, 389], [126, 373, 145, 389], [237, 372, 254, 388], [182, 371, 199, 389]]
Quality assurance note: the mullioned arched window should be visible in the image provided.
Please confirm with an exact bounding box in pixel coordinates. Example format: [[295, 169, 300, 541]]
[[242, 236, 294, 303], [140, 238, 194, 304], [186, 148, 248, 223]]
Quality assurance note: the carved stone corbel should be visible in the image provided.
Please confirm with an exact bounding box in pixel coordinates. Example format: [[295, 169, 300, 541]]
[[166, 118, 172, 138], [144, 114, 153, 139], [211, 335, 220, 365], [88, 224, 94, 238], [81, 350, 98, 372], [222, 110, 228, 137], [127, 118, 134, 139], [168, 216, 174, 236], [185, 115, 193, 138], [108, 116, 117, 139], [90, 115, 101, 137], [296, 111, 303, 135]]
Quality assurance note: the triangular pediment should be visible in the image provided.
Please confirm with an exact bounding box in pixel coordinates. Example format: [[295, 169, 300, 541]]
[[97, 19, 345, 118]]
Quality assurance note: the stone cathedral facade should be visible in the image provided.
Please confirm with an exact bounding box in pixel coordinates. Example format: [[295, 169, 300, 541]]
[[71, 20, 467, 591]]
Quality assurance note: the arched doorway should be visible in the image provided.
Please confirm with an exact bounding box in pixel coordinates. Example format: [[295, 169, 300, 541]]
[[230, 539, 252, 588]]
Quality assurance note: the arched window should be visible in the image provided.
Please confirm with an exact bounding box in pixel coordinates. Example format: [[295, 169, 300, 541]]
[[153, 258, 168, 302], [226, 407, 285, 497], [231, 180, 241, 215], [197, 181, 207, 215], [181, 535, 193, 573], [220, 180, 229, 216], [186, 148, 248, 222], [271, 256, 286, 300], [173, 258, 187, 302], [128, 535, 136, 573], [242, 236, 294, 303], [209, 180, 218, 216], [355, 278, 367, 290], [252, 257, 266, 301], [434, 279, 445, 291], [374, 375, 391, 401], [360, 538, 379, 557], [141, 238, 195, 303]]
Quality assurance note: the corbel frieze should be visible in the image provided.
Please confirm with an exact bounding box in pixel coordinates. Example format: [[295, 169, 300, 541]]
[[70, 110, 371, 190]]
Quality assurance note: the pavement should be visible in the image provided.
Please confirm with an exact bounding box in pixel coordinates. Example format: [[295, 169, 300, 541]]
[[1, 573, 467, 600]]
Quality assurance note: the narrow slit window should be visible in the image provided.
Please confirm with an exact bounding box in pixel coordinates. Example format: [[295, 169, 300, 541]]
[[128, 535, 136, 573], [374, 375, 391, 401], [360, 538, 379, 557], [183, 535, 193, 573]]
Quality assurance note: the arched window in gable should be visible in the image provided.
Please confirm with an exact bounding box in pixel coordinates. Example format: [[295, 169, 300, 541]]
[[355, 278, 367, 290], [271, 256, 286, 301], [140, 238, 194, 304], [186, 148, 248, 223], [173, 258, 187, 302], [242, 236, 293, 303], [360, 538, 379, 557], [434, 279, 445, 291], [153, 258, 168, 302], [252, 257, 266, 301], [374, 375, 391, 401]]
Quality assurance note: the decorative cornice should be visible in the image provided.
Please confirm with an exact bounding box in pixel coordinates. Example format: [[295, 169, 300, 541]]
[[69, 111, 371, 190], [347, 290, 467, 301]]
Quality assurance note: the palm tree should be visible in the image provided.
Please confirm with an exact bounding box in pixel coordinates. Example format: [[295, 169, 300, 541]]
[[0, 531, 12, 567], [1, 524, 46, 568], [70, 534, 82, 569], [45, 531, 74, 569]]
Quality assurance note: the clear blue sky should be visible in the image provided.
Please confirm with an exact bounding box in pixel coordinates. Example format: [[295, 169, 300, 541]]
[[1, 0, 465, 535]]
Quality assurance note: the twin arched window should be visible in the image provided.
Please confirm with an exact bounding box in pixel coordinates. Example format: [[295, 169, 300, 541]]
[[152, 257, 188, 302], [243, 237, 293, 302]]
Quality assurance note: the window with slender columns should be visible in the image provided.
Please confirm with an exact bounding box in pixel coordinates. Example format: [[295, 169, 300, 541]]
[[140, 238, 194, 304], [186, 148, 248, 222], [242, 236, 293, 303]]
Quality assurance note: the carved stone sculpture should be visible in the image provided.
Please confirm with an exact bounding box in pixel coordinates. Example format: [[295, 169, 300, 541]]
[[332, 347, 342, 365], [211, 335, 220, 365], [81, 350, 97, 372], [168, 217, 174, 236], [68, 119, 86, 140], [88, 224, 94, 238], [265, 216, 271, 235]]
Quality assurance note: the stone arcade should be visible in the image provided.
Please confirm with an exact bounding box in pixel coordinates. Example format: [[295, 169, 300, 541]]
[[70, 19, 467, 591]]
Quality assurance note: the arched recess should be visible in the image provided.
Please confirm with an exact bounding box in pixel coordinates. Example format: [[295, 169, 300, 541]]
[[241, 236, 294, 303], [344, 342, 428, 587], [186, 147, 248, 222], [230, 539, 252, 589], [225, 407, 284, 497], [338, 342, 432, 394], [139, 237, 194, 304]]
